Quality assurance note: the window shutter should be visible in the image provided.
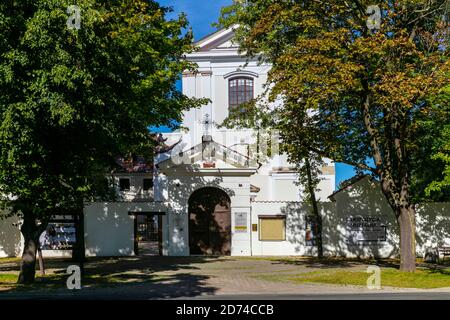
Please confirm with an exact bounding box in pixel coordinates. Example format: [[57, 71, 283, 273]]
[[259, 217, 286, 241]]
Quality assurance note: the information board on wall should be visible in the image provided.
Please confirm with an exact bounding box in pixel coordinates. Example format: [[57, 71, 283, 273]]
[[346, 216, 387, 244], [234, 212, 248, 233], [39, 222, 76, 250]]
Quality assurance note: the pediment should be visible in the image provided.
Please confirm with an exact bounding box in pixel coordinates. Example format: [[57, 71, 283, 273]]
[[194, 27, 238, 52], [156, 138, 258, 176]]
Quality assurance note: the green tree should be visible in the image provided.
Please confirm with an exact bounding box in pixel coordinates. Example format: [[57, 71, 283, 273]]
[[222, 100, 325, 258], [415, 85, 450, 200], [220, 0, 449, 271], [0, 0, 203, 284]]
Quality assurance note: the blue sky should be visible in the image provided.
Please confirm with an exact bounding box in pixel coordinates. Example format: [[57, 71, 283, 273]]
[[155, 0, 359, 188], [158, 0, 231, 41]]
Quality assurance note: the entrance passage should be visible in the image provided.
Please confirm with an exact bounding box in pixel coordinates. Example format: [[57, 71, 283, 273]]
[[189, 187, 231, 255], [134, 214, 162, 256]]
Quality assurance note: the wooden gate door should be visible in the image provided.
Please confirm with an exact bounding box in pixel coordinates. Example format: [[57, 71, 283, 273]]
[[189, 187, 231, 255]]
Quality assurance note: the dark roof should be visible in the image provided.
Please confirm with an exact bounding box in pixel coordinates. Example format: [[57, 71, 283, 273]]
[[114, 155, 152, 173]]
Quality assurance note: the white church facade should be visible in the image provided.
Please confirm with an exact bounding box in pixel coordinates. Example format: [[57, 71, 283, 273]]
[[82, 27, 336, 257], [149, 27, 336, 257], [1, 28, 449, 260]]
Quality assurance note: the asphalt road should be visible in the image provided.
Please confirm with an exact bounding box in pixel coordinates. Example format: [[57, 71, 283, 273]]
[[191, 292, 450, 300], [1, 291, 450, 300]]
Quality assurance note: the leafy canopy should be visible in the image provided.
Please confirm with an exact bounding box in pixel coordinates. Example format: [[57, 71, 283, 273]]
[[219, 0, 449, 205], [0, 0, 204, 220]]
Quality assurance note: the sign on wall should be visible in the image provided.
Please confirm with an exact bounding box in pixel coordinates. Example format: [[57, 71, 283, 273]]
[[234, 212, 248, 233], [39, 222, 76, 250], [346, 216, 387, 244]]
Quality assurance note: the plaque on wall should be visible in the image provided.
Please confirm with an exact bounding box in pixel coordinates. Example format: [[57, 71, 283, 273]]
[[235, 212, 248, 233], [346, 216, 387, 244]]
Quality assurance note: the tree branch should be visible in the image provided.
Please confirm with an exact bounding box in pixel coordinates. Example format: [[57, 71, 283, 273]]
[[307, 146, 379, 175]]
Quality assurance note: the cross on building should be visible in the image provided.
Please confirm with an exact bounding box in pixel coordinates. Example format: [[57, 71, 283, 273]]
[[200, 113, 212, 139]]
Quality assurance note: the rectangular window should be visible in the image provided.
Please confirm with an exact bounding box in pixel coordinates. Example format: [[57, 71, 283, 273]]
[[119, 178, 130, 191], [229, 77, 254, 109], [259, 216, 286, 241], [143, 178, 153, 191]]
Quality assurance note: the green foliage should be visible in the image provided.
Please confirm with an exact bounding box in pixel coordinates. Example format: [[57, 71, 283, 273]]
[[419, 85, 450, 199], [219, 0, 449, 207], [0, 0, 203, 221]]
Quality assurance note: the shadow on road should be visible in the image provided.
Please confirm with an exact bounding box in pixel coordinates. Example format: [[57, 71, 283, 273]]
[[0, 256, 230, 299]]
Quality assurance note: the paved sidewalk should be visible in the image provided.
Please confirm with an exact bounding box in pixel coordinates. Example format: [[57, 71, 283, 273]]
[[1, 256, 450, 299]]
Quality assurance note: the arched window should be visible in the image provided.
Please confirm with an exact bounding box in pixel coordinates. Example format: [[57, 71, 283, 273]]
[[229, 77, 254, 109]]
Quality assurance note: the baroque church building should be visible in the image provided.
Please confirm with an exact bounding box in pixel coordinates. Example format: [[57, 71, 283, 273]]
[[151, 27, 336, 256], [3, 27, 448, 260], [76, 27, 335, 258]]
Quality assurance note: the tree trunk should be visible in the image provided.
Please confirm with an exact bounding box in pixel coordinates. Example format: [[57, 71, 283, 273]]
[[305, 158, 323, 258], [18, 214, 48, 284], [18, 233, 39, 284], [72, 204, 85, 277], [397, 205, 416, 272], [37, 245, 45, 276]]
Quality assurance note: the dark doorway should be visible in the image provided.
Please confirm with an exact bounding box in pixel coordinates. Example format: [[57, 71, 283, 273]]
[[133, 213, 163, 256], [189, 187, 231, 255]]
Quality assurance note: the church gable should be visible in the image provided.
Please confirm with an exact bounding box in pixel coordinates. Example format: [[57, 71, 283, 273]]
[[157, 137, 255, 174], [215, 39, 237, 50], [194, 27, 238, 52]]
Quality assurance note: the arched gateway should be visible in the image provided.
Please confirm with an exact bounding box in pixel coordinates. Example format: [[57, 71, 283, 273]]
[[188, 187, 231, 255]]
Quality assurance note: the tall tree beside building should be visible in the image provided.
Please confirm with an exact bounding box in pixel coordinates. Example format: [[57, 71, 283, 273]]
[[221, 98, 325, 258], [412, 85, 450, 201], [220, 0, 449, 271], [0, 0, 204, 284]]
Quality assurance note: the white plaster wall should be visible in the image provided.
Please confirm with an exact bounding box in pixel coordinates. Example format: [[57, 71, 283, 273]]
[[250, 176, 450, 259], [1, 190, 449, 258], [84, 202, 167, 257], [271, 174, 300, 201], [327, 177, 399, 258], [327, 177, 450, 258], [165, 174, 252, 256], [250, 174, 271, 200], [112, 173, 154, 202], [0, 214, 23, 258], [0, 215, 73, 258], [251, 201, 335, 256], [416, 203, 450, 256], [41, 250, 72, 258]]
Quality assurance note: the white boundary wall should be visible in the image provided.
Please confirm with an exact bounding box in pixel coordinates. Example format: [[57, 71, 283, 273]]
[[84, 202, 167, 257], [0, 214, 22, 258], [2, 178, 450, 258]]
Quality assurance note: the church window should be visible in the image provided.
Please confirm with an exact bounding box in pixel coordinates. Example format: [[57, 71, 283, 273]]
[[229, 77, 253, 109], [143, 178, 153, 191], [119, 178, 130, 191]]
